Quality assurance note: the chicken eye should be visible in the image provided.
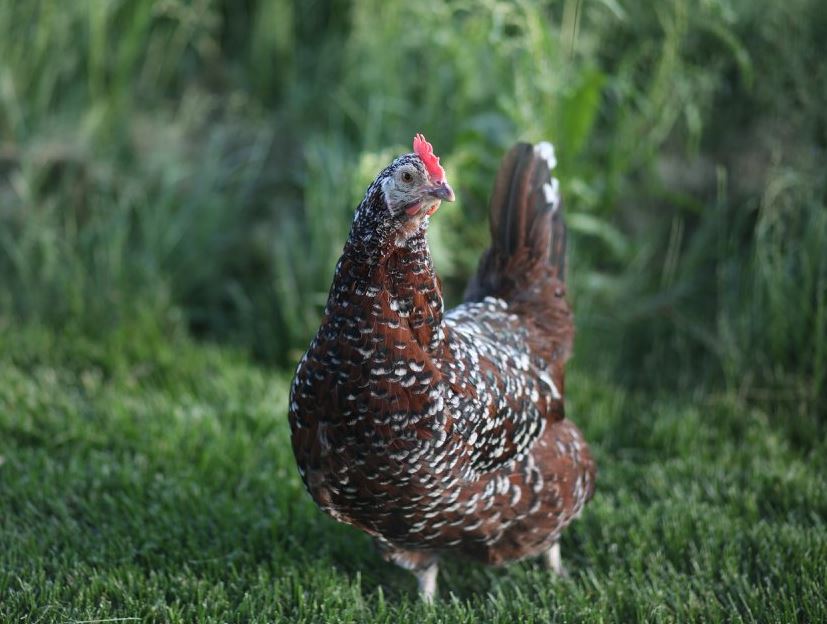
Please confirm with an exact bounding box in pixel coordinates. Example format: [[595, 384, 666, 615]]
[[401, 171, 414, 183]]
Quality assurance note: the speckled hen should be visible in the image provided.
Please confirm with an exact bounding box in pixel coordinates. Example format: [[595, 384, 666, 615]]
[[289, 134, 595, 601]]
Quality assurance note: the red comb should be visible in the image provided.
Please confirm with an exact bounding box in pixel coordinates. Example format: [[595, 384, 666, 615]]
[[413, 133, 446, 183]]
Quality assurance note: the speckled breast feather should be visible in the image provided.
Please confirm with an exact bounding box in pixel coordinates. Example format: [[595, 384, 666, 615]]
[[289, 140, 595, 582]]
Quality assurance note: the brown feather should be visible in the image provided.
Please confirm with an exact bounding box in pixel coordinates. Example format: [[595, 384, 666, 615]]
[[288, 141, 594, 594]]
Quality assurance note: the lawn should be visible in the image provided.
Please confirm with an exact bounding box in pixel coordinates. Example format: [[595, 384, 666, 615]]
[[2, 328, 825, 623], [2, 0, 826, 621]]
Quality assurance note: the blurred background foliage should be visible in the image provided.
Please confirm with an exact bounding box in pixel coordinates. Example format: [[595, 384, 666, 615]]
[[0, 0, 824, 414]]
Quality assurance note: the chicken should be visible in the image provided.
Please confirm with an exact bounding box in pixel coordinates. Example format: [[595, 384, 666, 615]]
[[289, 134, 595, 601]]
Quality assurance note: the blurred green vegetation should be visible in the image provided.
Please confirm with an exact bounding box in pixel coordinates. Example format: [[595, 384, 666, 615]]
[[2, 2, 826, 619], [1, 0, 825, 415]]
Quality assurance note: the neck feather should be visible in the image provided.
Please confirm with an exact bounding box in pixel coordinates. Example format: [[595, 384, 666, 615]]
[[327, 228, 444, 355]]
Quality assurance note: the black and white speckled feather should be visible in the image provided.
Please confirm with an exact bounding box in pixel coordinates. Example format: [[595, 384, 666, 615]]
[[288, 139, 595, 600]]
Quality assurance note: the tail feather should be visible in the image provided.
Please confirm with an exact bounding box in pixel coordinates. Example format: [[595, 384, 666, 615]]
[[465, 141, 566, 303]]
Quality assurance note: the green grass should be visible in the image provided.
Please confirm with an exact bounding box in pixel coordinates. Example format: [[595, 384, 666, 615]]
[[2, 329, 825, 623], [2, 0, 826, 402], [1, 0, 826, 621]]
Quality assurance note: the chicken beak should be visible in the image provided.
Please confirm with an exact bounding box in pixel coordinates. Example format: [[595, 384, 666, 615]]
[[426, 181, 455, 202]]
